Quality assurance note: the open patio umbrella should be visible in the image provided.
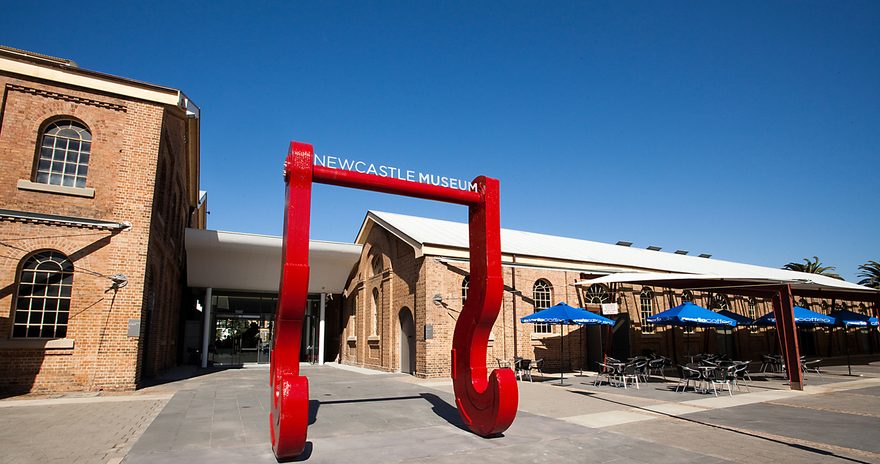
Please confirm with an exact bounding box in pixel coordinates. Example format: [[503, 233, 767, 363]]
[[832, 309, 879, 376], [754, 306, 835, 368], [521, 302, 613, 385], [754, 306, 836, 327], [646, 302, 737, 361], [716, 309, 754, 326]]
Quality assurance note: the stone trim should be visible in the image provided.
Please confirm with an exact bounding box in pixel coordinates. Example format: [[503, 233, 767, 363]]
[[0, 338, 75, 350], [17, 179, 95, 198], [7, 84, 128, 111]]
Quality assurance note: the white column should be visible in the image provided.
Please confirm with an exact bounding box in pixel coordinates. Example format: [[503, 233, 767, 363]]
[[200, 287, 213, 368], [318, 292, 326, 365]]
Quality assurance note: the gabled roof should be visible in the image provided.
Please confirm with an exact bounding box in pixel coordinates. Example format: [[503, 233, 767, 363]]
[[356, 210, 875, 294]]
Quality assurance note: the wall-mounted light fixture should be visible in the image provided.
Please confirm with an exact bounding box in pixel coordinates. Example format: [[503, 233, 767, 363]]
[[432, 294, 444, 305]]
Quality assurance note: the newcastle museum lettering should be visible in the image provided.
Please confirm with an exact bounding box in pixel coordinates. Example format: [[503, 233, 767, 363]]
[[314, 154, 479, 192]]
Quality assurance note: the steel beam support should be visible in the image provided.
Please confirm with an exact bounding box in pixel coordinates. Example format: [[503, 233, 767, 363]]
[[270, 141, 517, 460], [771, 284, 803, 390]]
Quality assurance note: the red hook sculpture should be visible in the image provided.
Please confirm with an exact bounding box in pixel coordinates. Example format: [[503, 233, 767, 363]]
[[270, 141, 518, 460]]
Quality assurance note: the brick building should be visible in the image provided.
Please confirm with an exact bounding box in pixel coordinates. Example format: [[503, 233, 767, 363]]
[[0, 46, 204, 393], [339, 211, 878, 378]]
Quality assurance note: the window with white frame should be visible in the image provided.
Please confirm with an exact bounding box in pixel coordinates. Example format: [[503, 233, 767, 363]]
[[748, 298, 758, 333], [13, 251, 73, 338], [682, 290, 696, 333], [583, 284, 611, 304], [532, 280, 552, 334], [370, 288, 379, 336], [35, 120, 92, 188], [682, 290, 694, 304], [370, 255, 383, 277], [640, 288, 655, 334], [461, 276, 469, 306], [708, 293, 730, 311]]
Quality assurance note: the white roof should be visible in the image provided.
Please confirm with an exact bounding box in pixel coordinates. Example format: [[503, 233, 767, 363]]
[[358, 211, 875, 295], [186, 229, 361, 293]]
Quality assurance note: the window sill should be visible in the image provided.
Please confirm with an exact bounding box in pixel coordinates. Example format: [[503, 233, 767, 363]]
[[0, 338, 75, 350], [17, 179, 95, 198], [367, 335, 380, 344], [347, 336, 357, 344]]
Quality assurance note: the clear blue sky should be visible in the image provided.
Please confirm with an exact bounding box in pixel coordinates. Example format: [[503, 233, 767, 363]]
[[3, 1, 878, 281]]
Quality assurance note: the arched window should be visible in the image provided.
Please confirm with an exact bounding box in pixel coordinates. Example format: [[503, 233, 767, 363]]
[[748, 298, 758, 333], [461, 276, 469, 306], [821, 301, 829, 314], [798, 298, 809, 309], [640, 288, 655, 334], [583, 284, 610, 304], [35, 120, 92, 188], [13, 251, 73, 338], [370, 288, 379, 336], [370, 255, 383, 277], [682, 290, 694, 303], [708, 293, 730, 311], [533, 279, 553, 334], [858, 303, 866, 315]]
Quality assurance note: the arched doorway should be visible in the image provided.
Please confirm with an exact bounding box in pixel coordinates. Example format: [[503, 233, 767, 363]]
[[399, 307, 416, 374]]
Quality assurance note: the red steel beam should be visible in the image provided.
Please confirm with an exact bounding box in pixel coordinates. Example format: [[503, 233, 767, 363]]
[[772, 284, 804, 390]]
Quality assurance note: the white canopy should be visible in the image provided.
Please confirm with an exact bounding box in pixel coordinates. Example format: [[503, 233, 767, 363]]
[[575, 272, 877, 297], [185, 228, 362, 293]]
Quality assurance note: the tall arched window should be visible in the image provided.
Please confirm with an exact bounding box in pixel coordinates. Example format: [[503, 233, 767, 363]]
[[748, 298, 758, 333], [370, 255, 383, 277], [533, 279, 553, 334], [370, 288, 379, 336], [13, 251, 73, 338], [583, 284, 610, 304], [640, 288, 655, 334], [798, 298, 809, 309], [708, 293, 730, 311], [35, 120, 92, 188], [461, 276, 469, 306], [821, 301, 830, 314], [682, 290, 694, 303]]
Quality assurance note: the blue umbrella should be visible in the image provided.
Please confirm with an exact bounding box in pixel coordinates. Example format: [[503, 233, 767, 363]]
[[521, 302, 613, 384], [832, 309, 879, 328], [831, 309, 878, 376], [647, 302, 738, 327], [647, 302, 737, 360], [754, 306, 836, 327], [717, 309, 755, 326]]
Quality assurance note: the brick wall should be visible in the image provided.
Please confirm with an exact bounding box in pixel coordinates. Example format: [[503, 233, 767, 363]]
[[339, 222, 874, 378], [0, 72, 193, 393]]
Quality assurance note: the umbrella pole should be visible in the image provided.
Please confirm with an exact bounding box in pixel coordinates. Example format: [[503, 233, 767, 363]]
[[846, 327, 853, 376], [559, 325, 565, 385]]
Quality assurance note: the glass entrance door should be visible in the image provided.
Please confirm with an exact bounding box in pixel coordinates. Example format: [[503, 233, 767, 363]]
[[211, 293, 277, 366]]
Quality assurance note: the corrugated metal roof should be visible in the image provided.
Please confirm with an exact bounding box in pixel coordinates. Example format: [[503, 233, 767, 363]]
[[362, 210, 872, 292]]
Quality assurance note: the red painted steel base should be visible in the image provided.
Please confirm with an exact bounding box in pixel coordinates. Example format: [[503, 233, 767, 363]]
[[270, 141, 518, 460]]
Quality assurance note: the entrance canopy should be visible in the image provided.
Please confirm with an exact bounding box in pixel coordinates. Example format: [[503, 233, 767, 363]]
[[185, 228, 362, 293]]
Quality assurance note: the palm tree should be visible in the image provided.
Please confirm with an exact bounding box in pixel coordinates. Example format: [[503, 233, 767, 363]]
[[782, 256, 843, 280], [857, 260, 880, 289]]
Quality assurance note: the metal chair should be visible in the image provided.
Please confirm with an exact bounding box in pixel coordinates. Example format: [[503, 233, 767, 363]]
[[801, 358, 822, 379], [647, 357, 667, 381], [676, 365, 703, 393], [620, 361, 641, 389], [515, 358, 533, 382]]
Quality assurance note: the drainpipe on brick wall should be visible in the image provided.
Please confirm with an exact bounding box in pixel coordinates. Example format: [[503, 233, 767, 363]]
[[511, 255, 518, 359]]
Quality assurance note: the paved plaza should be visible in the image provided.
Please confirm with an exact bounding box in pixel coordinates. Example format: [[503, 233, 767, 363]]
[[1, 360, 879, 464]]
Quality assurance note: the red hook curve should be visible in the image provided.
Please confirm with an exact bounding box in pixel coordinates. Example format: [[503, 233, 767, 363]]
[[270, 141, 313, 459], [451, 176, 518, 436]]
